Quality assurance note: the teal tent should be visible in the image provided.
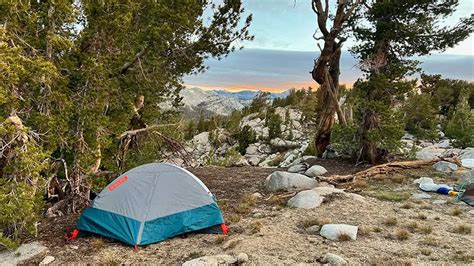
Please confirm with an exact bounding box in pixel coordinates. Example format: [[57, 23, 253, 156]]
[[74, 163, 228, 246]]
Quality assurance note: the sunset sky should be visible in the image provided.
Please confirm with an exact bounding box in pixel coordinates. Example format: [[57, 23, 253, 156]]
[[184, 0, 474, 92]]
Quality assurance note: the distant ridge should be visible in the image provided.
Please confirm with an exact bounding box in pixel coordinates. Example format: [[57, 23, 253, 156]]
[[213, 89, 291, 102]]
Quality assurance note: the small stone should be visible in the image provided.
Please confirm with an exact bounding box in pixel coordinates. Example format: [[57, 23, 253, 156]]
[[306, 225, 321, 234], [40, 256, 55, 265], [320, 224, 358, 241], [433, 200, 447, 204], [252, 212, 264, 218], [287, 164, 307, 173], [69, 245, 79, 250], [411, 192, 432, 199], [304, 165, 328, 177], [319, 253, 348, 266], [251, 192, 263, 199], [236, 253, 249, 263]]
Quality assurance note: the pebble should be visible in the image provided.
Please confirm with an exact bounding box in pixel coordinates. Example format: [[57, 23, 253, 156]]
[[432, 200, 447, 204], [306, 225, 321, 235], [236, 253, 249, 263], [40, 256, 55, 265], [319, 253, 348, 266], [411, 192, 432, 199]]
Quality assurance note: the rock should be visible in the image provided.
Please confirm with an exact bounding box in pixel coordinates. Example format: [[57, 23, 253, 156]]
[[433, 200, 447, 204], [302, 156, 319, 166], [322, 149, 338, 159], [411, 192, 432, 199], [182, 255, 237, 266], [319, 224, 358, 241], [245, 144, 259, 155], [402, 132, 415, 140], [304, 165, 328, 177], [438, 131, 445, 139], [306, 225, 321, 234], [236, 253, 249, 263], [265, 171, 318, 192], [434, 139, 450, 148], [252, 192, 263, 199], [459, 170, 474, 184], [40, 256, 55, 265], [235, 157, 249, 166], [432, 161, 458, 173], [287, 164, 307, 173], [69, 245, 79, 250], [312, 186, 345, 196], [459, 148, 474, 160], [0, 241, 48, 266], [246, 155, 262, 166], [461, 159, 474, 169], [320, 253, 348, 266], [416, 147, 445, 160], [287, 190, 324, 209], [270, 138, 300, 149]]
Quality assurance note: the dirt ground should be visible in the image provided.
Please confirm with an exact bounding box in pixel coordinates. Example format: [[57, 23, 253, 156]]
[[28, 159, 473, 265]]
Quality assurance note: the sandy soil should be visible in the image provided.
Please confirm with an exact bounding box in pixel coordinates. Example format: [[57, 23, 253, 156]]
[[28, 160, 473, 265]]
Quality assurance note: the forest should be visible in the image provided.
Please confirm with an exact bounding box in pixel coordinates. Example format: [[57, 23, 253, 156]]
[[1, 0, 473, 264]]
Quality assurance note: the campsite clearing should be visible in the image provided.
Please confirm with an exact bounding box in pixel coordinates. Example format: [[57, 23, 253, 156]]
[[26, 161, 473, 264]]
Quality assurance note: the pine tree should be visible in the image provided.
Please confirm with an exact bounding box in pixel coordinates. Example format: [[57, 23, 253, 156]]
[[351, 0, 473, 163]]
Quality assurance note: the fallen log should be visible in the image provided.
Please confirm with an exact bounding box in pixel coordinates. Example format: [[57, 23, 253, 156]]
[[319, 159, 442, 184]]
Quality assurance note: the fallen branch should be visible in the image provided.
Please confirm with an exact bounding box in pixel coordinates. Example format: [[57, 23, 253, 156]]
[[319, 159, 441, 184], [118, 121, 183, 139]]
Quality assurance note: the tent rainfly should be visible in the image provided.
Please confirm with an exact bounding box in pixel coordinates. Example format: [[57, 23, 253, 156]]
[[71, 163, 228, 246]]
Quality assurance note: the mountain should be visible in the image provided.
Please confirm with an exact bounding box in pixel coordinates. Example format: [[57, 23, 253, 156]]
[[161, 87, 244, 117], [213, 89, 291, 103]]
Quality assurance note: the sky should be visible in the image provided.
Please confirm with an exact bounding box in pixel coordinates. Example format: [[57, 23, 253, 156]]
[[184, 0, 474, 92]]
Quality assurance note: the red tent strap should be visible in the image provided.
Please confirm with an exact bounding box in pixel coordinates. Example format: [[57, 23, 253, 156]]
[[220, 223, 229, 235], [65, 229, 80, 241]]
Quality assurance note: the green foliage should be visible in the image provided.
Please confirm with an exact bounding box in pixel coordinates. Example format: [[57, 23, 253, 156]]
[[0, 123, 48, 250], [0, 1, 252, 247], [446, 97, 474, 148], [330, 123, 359, 157], [420, 74, 474, 116], [244, 92, 270, 115], [234, 125, 257, 155], [265, 108, 282, 140], [402, 93, 437, 140], [207, 148, 241, 167]]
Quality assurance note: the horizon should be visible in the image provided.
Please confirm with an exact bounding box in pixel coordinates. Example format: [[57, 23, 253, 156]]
[[185, 49, 474, 93], [184, 0, 474, 93]]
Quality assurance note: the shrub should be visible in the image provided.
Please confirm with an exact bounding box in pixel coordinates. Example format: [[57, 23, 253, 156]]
[[0, 123, 48, 250], [330, 123, 359, 157], [445, 97, 474, 148], [234, 125, 257, 155], [402, 93, 438, 140], [265, 109, 282, 140]]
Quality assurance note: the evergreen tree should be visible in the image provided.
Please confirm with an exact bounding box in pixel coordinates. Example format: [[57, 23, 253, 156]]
[[0, 0, 252, 247], [351, 0, 473, 163]]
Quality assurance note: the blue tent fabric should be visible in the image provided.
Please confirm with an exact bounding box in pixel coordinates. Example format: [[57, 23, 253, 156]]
[[76, 163, 226, 246], [77, 207, 141, 245]]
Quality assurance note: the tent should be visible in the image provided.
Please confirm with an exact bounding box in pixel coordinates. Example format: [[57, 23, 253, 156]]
[[73, 163, 228, 246]]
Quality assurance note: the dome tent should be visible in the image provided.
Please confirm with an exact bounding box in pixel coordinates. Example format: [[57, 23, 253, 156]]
[[74, 163, 227, 246]]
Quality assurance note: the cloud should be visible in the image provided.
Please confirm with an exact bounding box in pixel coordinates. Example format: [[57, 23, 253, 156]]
[[184, 49, 474, 92]]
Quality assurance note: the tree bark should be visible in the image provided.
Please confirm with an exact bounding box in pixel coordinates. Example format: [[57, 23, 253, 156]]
[[311, 0, 357, 156]]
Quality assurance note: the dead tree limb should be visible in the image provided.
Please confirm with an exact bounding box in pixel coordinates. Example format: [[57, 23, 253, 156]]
[[319, 159, 442, 184]]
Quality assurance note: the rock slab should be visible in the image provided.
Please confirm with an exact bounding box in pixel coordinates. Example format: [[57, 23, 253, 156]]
[[0, 242, 47, 266], [320, 253, 348, 266], [287, 190, 324, 209], [265, 171, 318, 192], [320, 224, 358, 241]]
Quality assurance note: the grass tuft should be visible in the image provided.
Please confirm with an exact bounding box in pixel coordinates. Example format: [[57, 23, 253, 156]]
[[383, 217, 398, 226], [337, 232, 352, 241], [374, 191, 410, 202], [395, 229, 410, 241], [453, 224, 471, 235], [451, 207, 462, 216], [419, 225, 433, 234]]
